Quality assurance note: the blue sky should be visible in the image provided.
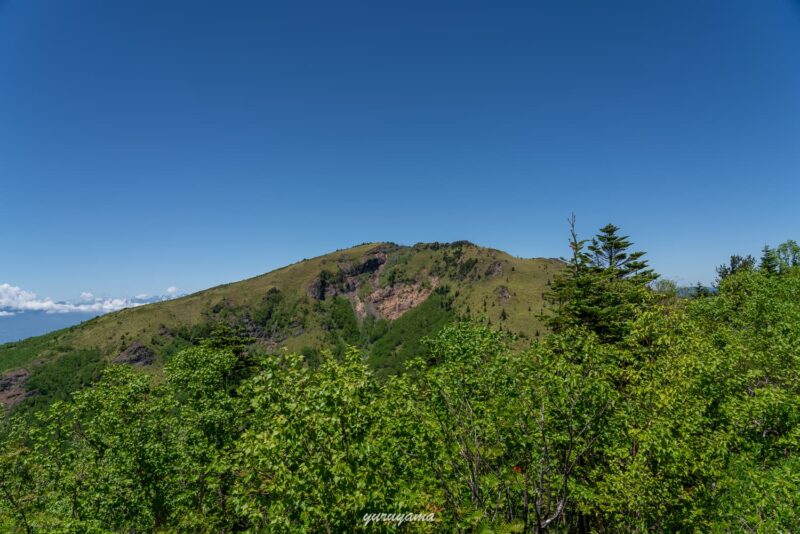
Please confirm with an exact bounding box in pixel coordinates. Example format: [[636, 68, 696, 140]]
[[2, 0, 799, 305]]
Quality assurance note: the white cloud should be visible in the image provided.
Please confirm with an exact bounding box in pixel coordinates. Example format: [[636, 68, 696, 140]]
[[0, 283, 143, 314], [0, 283, 180, 315], [135, 293, 148, 300]]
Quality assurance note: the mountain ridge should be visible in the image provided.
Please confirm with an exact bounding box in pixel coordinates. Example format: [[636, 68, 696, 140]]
[[1, 241, 563, 413]]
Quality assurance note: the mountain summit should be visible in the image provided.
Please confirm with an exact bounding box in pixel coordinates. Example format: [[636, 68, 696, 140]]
[[0, 241, 561, 411]]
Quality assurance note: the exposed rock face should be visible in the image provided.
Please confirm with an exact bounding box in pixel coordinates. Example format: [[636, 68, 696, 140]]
[[0, 368, 32, 409], [308, 251, 436, 320], [485, 261, 504, 278], [368, 280, 438, 320], [309, 252, 388, 301], [339, 252, 387, 276], [308, 271, 343, 301], [354, 298, 367, 318], [495, 285, 511, 304], [114, 341, 155, 366]]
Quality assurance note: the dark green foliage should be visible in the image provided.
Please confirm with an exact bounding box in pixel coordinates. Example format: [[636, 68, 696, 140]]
[[588, 223, 657, 284], [542, 217, 656, 342], [250, 287, 284, 327], [0, 332, 63, 374], [299, 345, 320, 366], [760, 245, 780, 274], [361, 315, 389, 343], [313, 269, 345, 300], [368, 288, 455, 376], [323, 296, 361, 351], [14, 349, 104, 417], [378, 252, 412, 287], [155, 334, 195, 360], [691, 281, 714, 298], [716, 254, 756, 283], [202, 324, 253, 353], [776, 239, 800, 270], [434, 242, 480, 280], [454, 257, 478, 280], [250, 288, 305, 340], [379, 266, 400, 287]]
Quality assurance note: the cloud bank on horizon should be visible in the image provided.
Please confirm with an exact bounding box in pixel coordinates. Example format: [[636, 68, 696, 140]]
[[0, 283, 181, 316]]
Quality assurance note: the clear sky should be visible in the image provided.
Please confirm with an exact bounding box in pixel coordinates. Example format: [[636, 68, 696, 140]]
[[2, 0, 799, 304]]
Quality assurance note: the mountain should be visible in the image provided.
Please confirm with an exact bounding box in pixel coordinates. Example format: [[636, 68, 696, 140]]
[[0, 241, 562, 413]]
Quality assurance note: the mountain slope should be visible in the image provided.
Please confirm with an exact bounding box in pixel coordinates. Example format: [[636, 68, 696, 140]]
[[0, 241, 562, 411]]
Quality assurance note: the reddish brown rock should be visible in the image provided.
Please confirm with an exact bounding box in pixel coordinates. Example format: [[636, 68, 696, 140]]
[[0, 368, 32, 409]]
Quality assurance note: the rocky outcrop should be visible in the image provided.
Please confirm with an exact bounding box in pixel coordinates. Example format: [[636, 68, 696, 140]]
[[0, 368, 33, 409], [485, 261, 504, 278], [308, 271, 342, 301], [369, 279, 439, 320], [114, 341, 155, 366], [309, 252, 387, 301], [309, 251, 436, 320], [339, 252, 387, 277], [495, 285, 511, 304]]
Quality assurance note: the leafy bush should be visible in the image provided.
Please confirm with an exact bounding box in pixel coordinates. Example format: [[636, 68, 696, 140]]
[[2, 264, 800, 531], [14, 349, 104, 417]]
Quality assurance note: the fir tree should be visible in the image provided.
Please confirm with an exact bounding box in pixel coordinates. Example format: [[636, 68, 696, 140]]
[[692, 282, 712, 298], [588, 223, 657, 284], [759, 245, 779, 275], [541, 216, 655, 342]]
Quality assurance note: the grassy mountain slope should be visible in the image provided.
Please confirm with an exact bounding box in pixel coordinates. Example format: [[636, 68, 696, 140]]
[[0, 241, 562, 411]]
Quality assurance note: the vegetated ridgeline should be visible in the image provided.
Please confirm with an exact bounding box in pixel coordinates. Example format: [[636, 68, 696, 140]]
[[0, 241, 562, 414], [3, 231, 799, 531]]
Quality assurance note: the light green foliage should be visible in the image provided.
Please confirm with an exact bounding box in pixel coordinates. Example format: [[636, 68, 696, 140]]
[[232, 349, 395, 531], [651, 277, 678, 297], [0, 347, 247, 532], [408, 323, 618, 531], [775, 240, 800, 272], [2, 247, 800, 531]]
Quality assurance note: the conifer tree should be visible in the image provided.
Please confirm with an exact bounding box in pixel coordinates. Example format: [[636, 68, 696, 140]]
[[692, 281, 712, 298], [716, 254, 756, 284], [542, 216, 655, 342], [588, 223, 657, 284], [759, 245, 779, 275]]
